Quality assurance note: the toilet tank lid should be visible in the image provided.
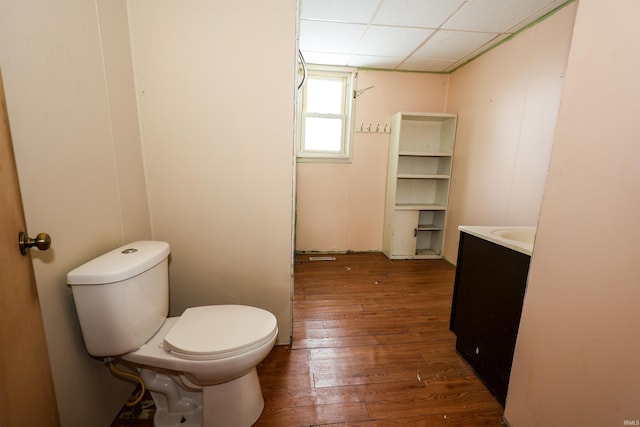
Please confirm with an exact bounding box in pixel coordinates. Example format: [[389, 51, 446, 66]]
[[67, 241, 170, 285]]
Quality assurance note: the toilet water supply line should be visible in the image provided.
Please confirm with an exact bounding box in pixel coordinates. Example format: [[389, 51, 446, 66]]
[[105, 358, 146, 407]]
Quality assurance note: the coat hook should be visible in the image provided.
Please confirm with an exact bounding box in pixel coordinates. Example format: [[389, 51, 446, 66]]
[[354, 85, 375, 99]]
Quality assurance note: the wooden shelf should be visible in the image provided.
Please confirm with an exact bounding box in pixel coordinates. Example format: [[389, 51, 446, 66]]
[[415, 248, 440, 257], [397, 174, 449, 179], [395, 203, 447, 210], [417, 223, 443, 231], [399, 151, 452, 157]]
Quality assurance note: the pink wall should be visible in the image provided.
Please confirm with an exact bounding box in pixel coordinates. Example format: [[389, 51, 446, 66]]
[[505, 1, 640, 425], [295, 70, 448, 252], [444, 3, 577, 262], [296, 4, 577, 258]]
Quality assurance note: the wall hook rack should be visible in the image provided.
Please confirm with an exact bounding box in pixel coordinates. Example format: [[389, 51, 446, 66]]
[[356, 122, 391, 133]]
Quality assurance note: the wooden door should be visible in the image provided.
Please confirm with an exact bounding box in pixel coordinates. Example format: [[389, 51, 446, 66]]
[[0, 72, 60, 425]]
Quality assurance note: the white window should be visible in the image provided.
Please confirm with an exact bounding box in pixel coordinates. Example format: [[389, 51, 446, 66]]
[[297, 67, 356, 162]]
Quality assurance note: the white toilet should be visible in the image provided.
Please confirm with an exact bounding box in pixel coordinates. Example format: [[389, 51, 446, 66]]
[[67, 241, 278, 427]]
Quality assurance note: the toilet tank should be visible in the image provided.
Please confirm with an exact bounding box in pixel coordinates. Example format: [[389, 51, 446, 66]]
[[67, 241, 171, 357]]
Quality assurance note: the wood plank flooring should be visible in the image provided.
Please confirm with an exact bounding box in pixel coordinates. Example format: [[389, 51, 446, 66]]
[[254, 252, 504, 426], [112, 252, 504, 426]]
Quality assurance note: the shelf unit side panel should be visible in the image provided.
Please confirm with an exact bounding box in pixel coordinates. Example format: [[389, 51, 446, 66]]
[[439, 117, 457, 154], [382, 113, 404, 255], [434, 179, 451, 206], [439, 117, 456, 260]]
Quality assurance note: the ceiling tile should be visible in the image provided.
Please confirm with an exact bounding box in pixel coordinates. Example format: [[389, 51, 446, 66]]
[[298, 0, 572, 72], [302, 52, 352, 67], [504, 0, 567, 32], [412, 30, 498, 61], [356, 25, 434, 57], [442, 33, 511, 71], [347, 55, 406, 69], [398, 57, 457, 72], [443, 0, 561, 33], [300, 0, 381, 23], [373, 0, 466, 28], [299, 20, 367, 53]]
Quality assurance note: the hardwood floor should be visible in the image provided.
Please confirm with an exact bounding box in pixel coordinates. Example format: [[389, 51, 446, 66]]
[[112, 252, 504, 426], [254, 252, 504, 426]]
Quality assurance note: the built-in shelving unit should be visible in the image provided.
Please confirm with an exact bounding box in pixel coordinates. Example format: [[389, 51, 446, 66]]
[[382, 112, 457, 259]]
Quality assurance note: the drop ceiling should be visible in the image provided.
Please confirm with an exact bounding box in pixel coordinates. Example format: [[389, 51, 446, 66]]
[[299, 0, 571, 73]]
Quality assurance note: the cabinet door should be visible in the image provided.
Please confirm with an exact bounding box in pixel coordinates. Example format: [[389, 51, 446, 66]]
[[450, 233, 531, 406], [390, 210, 418, 256]]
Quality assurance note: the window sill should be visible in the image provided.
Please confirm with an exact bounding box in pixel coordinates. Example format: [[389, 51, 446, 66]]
[[296, 156, 352, 164]]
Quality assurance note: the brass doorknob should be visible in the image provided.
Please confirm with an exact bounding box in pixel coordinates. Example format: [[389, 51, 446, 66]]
[[18, 231, 51, 256]]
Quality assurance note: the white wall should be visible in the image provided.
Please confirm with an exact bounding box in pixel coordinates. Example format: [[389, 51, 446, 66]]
[[505, 0, 640, 425], [127, 0, 296, 344], [0, 1, 151, 426], [444, 2, 577, 262]]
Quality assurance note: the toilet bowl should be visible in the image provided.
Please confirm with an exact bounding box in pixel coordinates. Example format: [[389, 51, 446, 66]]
[[125, 307, 277, 427], [67, 241, 277, 427]]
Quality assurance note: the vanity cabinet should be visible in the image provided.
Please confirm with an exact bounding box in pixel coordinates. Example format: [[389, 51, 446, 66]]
[[382, 112, 457, 259], [449, 232, 531, 406]]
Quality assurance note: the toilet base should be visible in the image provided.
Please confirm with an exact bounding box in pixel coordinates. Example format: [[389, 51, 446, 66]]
[[140, 367, 265, 427], [139, 369, 202, 427], [203, 368, 265, 427], [153, 404, 202, 427]]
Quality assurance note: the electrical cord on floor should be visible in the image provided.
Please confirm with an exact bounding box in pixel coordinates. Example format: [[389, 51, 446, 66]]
[[105, 360, 146, 407]]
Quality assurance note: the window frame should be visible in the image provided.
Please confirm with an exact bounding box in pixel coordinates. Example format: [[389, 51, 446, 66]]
[[297, 66, 356, 163]]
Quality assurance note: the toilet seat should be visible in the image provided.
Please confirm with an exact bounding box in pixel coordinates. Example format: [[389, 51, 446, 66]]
[[163, 305, 278, 361]]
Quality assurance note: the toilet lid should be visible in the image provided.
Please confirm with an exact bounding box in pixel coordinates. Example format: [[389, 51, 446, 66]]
[[163, 305, 277, 360]]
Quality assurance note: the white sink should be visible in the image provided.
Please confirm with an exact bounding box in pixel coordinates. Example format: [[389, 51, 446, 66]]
[[491, 228, 536, 244], [458, 226, 536, 255]]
